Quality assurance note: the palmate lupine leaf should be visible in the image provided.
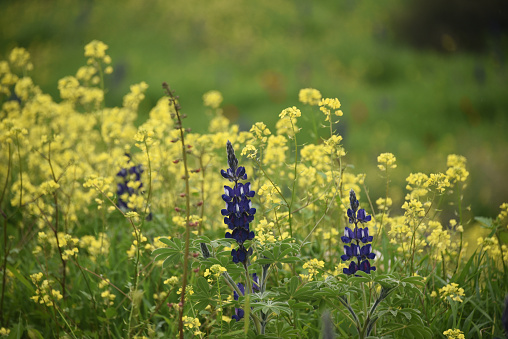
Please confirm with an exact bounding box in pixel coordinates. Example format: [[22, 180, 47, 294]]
[[256, 240, 301, 265], [152, 237, 186, 268], [250, 300, 292, 316]]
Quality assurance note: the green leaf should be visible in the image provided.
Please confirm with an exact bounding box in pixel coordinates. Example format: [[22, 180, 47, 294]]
[[157, 237, 174, 246], [105, 307, 117, 319], [195, 276, 210, 293], [475, 216, 493, 228], [6, 264, 33, 293]]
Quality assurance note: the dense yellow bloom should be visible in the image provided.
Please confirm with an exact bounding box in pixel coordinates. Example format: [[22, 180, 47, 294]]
[[182, 315, 202, 335], [31, 279, 63, 307], [80, 233, 109, 262], [439, 283, 465, 303], [498, 203, 508, 228], [263, 135, 288, 167], [255, 218, 278, 245], [279, 106, 302, 119], [443, 329, 465, 339], [427, 173, 450, 193], [298, 88, 322, 105], [301, 258, 325, 281], [249, 122, 271, 143], [0, 327, 10, 336], [204, 264, 227, 282], [123, 82, 148, 110], [241, 144, 258, 159], [203, 90, 223, 109], [446, 154, 469, 183], [376, 197, 392, 211], [164, 276, 179, 285], [318, 98, 343, 121], [9, 47, 33, 70], [377, 153, 397, 171], [257, 182, 282, 205], [84, 40, 109, 59]]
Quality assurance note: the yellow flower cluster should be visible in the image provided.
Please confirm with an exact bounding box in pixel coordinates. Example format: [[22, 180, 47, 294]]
[[164, 276, 179, 286], [204, 264, 227, 282], [30, 273, 63, 307], [497, 203, 508, 229], [0, 327, 10, 336], [439, 283, 465, 303], [477, 236, 508, 264], [298, 88, 322, 105], [257, 182, 282, 205], [446, 154, 469, 183], [9, 47, 33, 71], [249, 122, 271, 143], [177, 286, 194, 301], [427, 221, 451, 259], [262, 135, 288, 170], [316, 227, 339, 246], [241, 144, 258, 159], [318, 98, 343, 122], [300, 258, 325, 281], [377, 153, 397, 171], [182, 315, 202, 336], [443, 328, 465, 339], [124, 82, 149, 111], [79, 233, 109, 263], [203, 90, 223, 109], [376, 197, 392, 211], [98, 279, 116, 306]]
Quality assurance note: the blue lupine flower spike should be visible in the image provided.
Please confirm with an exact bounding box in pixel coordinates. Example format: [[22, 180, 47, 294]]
[[221, 141, 256, 264], [116, 155, 152, 221], [341, 189, 376, 275]]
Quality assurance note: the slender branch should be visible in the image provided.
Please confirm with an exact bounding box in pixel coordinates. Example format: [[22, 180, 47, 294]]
[[163, 83, 192, 339]]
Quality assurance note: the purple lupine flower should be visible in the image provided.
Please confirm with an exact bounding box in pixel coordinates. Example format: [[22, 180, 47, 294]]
[[231, 273, 260, 321], [341, 189, 376, 275], [221, 141, 256, 264], [116, 155, 152, 220]]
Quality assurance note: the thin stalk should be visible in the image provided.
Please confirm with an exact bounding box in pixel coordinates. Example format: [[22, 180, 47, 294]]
[[198, 155, 206, 235], [0, 143, 11, 207], [127, 225, 142, 337], [163, 83, 192, 339], [143, 139, 153, 220], [0, 144, 11, 326], [0, 212, 8, 326], [71, 259, 131, 300], [409, 194, 435, 275], [15, 133, 23, 207], [288, 118, 299, 238], [47, 141, 67, 298]]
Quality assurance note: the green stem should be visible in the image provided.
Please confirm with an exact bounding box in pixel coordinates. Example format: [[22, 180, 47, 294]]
[[163, 83, 192, 339], [288, 118, 299, 238], [127, 226, 142, 337], [15, 133, 23, 207]]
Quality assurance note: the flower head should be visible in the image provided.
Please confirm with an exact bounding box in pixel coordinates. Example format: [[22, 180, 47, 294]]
[[341, 190, 376, 275], [221, 141, 256, 264]]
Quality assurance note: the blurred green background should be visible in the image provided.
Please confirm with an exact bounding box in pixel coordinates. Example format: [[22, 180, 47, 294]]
[[1, 0, 507, 217]]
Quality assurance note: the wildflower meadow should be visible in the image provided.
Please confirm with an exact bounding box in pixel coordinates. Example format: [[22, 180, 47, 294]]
[[0, 41, 507, 339]]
